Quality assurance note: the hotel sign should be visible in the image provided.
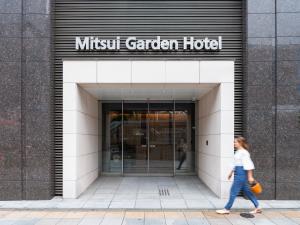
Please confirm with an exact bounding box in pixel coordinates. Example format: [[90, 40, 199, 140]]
[[75, 36, 222, 51]]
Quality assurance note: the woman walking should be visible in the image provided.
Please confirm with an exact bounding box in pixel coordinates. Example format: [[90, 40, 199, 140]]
[[216, 136, 262, 214]]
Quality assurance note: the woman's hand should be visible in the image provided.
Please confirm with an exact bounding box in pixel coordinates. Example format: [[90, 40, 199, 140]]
[[227, 171, 233, 180], [247, 170, 255, 184], [248, 177, 255, 184]]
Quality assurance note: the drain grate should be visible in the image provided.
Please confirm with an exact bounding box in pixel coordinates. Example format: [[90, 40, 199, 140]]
[[159, 188, 170, 196]]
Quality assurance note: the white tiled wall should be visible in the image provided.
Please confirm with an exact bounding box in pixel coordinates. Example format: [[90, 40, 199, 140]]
[[63, 60, 234, 84], [197, 83, 234, 198], [63, 83, 99, 198], [63, 60, 234, 199]]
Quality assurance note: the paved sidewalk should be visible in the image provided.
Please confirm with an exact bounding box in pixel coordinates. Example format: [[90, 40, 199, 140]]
[[1, 177, 300, 210], [0, 209, 300, 225]]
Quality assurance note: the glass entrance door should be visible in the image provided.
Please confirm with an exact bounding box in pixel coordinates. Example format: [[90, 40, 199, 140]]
[[148, 102, 174, 174], [123, 102, 148, 173], [101, 101, 195, 175], [122, 102, 174, 174]]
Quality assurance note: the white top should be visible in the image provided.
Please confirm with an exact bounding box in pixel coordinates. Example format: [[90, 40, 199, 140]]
[[232, 148, 255, 170]]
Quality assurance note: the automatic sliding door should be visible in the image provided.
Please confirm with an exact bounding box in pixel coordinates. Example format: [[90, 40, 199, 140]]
[[148, 102, 174, 174], [123, 102, 148, 173], [102, 102, 122, 173], [174, 102, 195, 174], [102, 101, 195, 175]]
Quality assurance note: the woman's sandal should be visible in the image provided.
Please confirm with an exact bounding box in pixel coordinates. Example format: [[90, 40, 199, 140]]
[[250, 208, 262, 214]]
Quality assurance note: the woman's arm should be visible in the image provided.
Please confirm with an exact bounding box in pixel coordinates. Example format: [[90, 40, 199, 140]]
[[228, 170, 234, 180], [247, 170, 255, 183]]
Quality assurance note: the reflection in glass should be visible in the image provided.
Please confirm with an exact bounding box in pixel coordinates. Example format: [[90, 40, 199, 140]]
[[101, 101, 195, 175], [123, 102, 148, 173], [148, 102, 174, 173], [175, 102, 195, 174], [102, 102, 122, 173]]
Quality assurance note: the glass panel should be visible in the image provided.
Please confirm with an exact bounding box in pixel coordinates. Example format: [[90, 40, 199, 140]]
[[175, 102, 195, 174], [101, 101, 195, 175], [123, 102, 148, 173], [148, 102, 174, 174], [102, 102, 122, 173]]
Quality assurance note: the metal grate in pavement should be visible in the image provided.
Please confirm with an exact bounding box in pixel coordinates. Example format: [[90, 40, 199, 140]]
[[159, 188, 170, 196]]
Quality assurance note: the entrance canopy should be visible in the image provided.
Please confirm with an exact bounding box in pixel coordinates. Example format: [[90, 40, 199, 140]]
[[79, 83, 216, 101], [63, 60, 234, 199]]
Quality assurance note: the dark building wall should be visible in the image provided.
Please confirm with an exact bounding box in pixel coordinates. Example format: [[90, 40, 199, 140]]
[[246, 0, 300, 199], [0, 0, 23, 200], [0, 0, 53, 200], [275, 0, 300, 199], [245, 0, 276, 199]]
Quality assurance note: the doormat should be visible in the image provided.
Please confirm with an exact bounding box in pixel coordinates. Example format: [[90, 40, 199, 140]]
[[240, 213, 255, 218]]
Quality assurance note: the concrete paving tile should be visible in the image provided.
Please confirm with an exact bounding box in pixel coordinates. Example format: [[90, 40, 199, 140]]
[[43, 211, 66, 219], [268, 217, 298, 225], [0, 210, 14, 218], [34, 218, 61, 225], [100, 211, 125, 225], [263, 211, 299, 225], [256, 201, 272, 209], [113, 194, 137, 200], [135, 199, 161, 209], [78, 217, 103, 225], [117, 190, 139, 195], [289, 218, 300, 224], [230, 199, 256, 209], [122, 211, 144, 225], [183, 211, 205, 217], [184, 217, 210, 225], [85, 211, 106, 218], [145, 211, 165, 225], [225, 213, 254, 225], [281, 210, 300, 218], [25, 202, 59, 209], [265, 200, 300, 208], [95, 189, 116, 194], [207, 199, 228, 208], [164, 211, 188, 225], [13, 218, 40, 225], [185, 199, 214, 209], [248, 218, 276, 225], [25, 210, 48, 218], [182, 194, 207, 200], [160, 199, 187, 209], [63, 211, 88, 219], [56, 218, 82, 225], [160, 194, 183, 199], [137, 193, 159, 199], [109, 200, 136, 209], [3, 211, 31, 219], [90, 193, 114, 200], [35, 219, 61, 225], [83, 201, 110, 209], [0, 202, 30, 209], [206, 218, 232, 225], [0, 219, 20, 225], [55, 201, 86, 209], [203, 211, 227, 219]]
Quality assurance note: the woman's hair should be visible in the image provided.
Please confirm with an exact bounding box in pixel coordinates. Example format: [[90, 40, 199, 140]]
[[235, 136, 249, 150]]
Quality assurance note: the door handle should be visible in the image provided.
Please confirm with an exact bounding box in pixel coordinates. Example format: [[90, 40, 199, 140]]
[[150, 145, 156, 148], [141, 145, 147, 148]]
